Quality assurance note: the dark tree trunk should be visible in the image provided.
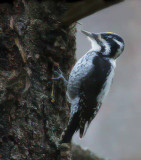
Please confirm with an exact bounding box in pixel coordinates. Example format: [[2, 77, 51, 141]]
[[0, 1, 75, 159], [0, 0, 124, 160]]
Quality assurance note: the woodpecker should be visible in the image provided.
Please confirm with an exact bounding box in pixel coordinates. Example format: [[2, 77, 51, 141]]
[[57, 30, 124, 143]]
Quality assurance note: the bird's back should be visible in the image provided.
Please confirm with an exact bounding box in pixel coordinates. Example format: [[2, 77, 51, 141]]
[[67, 51, 97, 101], [67, 51, 114, 104], [75, 56, 114, 136], [80, 55, 114, 105]]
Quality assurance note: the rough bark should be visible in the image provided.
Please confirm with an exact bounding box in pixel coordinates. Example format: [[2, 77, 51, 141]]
[[0, 1, 75, 159], [0, 0, 123, 160]]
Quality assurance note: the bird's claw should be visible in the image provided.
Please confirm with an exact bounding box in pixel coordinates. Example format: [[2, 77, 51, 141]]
[[52, 68, 68, 85], [52, 69, 64, 80]]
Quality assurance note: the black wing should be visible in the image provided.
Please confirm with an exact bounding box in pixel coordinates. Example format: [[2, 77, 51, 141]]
[[78, 55, 111, 137]]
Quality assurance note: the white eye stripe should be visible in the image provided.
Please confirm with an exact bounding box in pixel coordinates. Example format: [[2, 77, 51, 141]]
[[113, 39, 124, 58], [108, 35, 112, 38], [113, 39, 124, 48]]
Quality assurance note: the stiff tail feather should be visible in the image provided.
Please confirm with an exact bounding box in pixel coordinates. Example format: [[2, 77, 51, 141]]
[[79, 120, 91, 138], [60, 112, 79, 143]]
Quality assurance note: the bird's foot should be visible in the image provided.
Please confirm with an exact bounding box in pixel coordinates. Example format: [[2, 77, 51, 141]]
[[52, 68, 68, 85]]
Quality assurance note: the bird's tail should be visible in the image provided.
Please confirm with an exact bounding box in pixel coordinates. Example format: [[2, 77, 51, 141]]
[[79, 102, 102, 138], [79, 120, 91, 138], [60, 112, 79, 143]]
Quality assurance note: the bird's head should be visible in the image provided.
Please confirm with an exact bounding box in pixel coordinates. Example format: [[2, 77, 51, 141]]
[[81, 30, 124, 59]]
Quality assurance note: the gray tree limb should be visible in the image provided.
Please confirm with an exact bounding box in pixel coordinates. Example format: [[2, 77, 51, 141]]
[[61, 0, 124, 26]]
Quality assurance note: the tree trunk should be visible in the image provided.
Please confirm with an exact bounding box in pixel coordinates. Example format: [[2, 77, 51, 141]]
[[0, 1, 75, 159], [0, 0, 124, 160]]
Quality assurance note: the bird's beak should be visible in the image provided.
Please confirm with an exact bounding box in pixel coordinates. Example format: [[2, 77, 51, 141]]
[[81, 30, 93, 38], [81, 30, 98, 39]]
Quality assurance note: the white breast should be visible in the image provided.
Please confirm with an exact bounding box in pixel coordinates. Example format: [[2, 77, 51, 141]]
[[97, 59, 116, 102]]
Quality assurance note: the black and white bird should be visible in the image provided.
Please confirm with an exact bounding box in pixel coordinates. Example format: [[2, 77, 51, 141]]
[[57, 30, 124, 143]]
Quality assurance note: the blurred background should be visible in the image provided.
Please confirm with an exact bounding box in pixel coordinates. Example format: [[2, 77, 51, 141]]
[[73, 0, 141, 160]]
